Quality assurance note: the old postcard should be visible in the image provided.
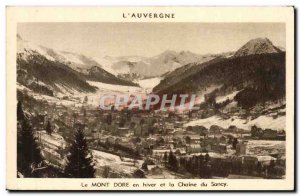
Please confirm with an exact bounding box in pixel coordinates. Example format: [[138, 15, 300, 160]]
[[6, 7, 294, 191]]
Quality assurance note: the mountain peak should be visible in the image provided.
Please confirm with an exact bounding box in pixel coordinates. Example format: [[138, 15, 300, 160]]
[[234, 37, 282, 57]]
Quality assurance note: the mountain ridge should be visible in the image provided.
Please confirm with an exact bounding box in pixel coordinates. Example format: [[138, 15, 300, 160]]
[[153, 37, 286, 109]]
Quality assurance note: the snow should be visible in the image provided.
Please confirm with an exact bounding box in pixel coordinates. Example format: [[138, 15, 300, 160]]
[[246, 140, 285, 156], [195, 85, 223, 105], [185, 115, 286, 131], [17, 83, 31, 91], [91, 150, 142, 175], [136, 77, 162, 91], [92, 57, 118, 76], [37, 131, 66, 149], [250, 115, 285, 130], [55, 51, 84, 65], [17, 40, 56, 61], [112, 61, 132, 75], [216, 91, 239, 103], [87, 81, 142, 94], [190, 152, 225, 159], [257, 155, 277, 162], [17, 83, 78, 106], [247, 140, 285, 148]]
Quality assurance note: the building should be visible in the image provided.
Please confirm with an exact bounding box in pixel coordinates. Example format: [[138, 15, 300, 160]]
[[236, 141, 247, 155], [211, 143, 228, 154], [117, 127, 131, 137], [262, 129, 278, 140], [189, 135, 203, 144], [149, 166, 163, 175]]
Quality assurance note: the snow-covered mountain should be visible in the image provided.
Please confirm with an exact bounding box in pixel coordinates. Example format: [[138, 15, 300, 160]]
[[94, 50, 218, 79], [151, 38, 286, 131], [234, 37, 282, 57], [153, 38, 285, 109], [17, 34, 138, 97]]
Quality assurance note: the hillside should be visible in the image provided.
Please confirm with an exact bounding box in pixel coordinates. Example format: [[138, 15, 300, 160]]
[[17, 35, 138, 96], [153, 37, 285, 109], [17, 52, 97, 96], [153, 52, 285, 109]]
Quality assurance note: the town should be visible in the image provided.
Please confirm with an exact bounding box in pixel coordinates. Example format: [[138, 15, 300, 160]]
[[19, 91, 286, 179]]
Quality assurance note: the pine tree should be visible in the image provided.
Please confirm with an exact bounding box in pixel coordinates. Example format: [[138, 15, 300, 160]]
[[46, 121, 53, 135], [64, 129, 95, 178], [232, 138, 238, 149], [205, 153, 210, 163], [198, 154, 204, 177], [17, 118, 43, 177], [17, 101, 25, 121], [256, 162, 262, 175], [163, 152, 168, 166], [268, 160, 276, 175], [141, 161, 148, 171], [102, 166, 111, 178], [106, 113, 112, 125], [168, 150, 178, 172], [83, 96, 88, 104]]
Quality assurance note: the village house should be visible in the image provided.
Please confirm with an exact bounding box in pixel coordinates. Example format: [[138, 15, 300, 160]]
[[262, 129, 278, 140], [117, 127, 131, 137], [148, 165, 163, 175], [236, 141, 248, 155], [189, 135, 204, 144], [242, 155, 258, 167]]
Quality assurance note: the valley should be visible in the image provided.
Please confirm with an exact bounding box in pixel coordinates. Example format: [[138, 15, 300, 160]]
[[17, 35, 287, 179]]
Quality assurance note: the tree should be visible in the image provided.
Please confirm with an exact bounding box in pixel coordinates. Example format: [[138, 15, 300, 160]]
[[268, 160, 276, 176], [141, 161, 148, 171], [119, 117, 126, 127], [106, 113, 112, 125], [140, 119, 145, 125], [198, 154, 204, 177], [232, 138, 238, 149], [83, 96, 88, 104], [168, 150, 178, 172], [163, 152, 168, 166], [202, 153, 212, 179], [17, 118, 43, 177], [46, 121, 53, 135], [64, 129, 95, 178], [185, 136, 191, 145], [205, 153, 210, 163], [133, 157, 139, 167], [17, 100, 25, 121], [256, 162, 262, 176], [102, 166, 111, 178], [83, 108, 87, 117]]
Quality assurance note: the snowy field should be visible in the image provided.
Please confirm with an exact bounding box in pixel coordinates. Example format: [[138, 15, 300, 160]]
[[136, 77, 161, 91], [87, 80, 142, 93], [216, 91, 240, 103], [91, 150, 142, 177], [246, 140, 285, 156], [185, 115, 285, 131], [84, 78, 162, 106]]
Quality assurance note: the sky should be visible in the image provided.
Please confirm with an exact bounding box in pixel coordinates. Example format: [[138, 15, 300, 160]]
[[18, 23, 285, 58]]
